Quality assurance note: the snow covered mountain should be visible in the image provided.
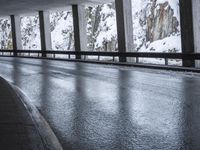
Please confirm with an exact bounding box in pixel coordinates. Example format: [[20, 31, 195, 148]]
[[0, 0, 181, 64], [131, 0, 181, 64], [132, 0, 181, 52]]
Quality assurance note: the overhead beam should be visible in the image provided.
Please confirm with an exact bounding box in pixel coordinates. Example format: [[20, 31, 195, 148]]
[[180, 0, 195, 67], [38, 11, 52, 57], [10, 15, 22, 56], [115, 0, 134, 62], [72, 5, 87, 59]]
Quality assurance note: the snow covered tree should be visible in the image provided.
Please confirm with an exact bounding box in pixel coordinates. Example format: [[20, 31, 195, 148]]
[[21, 15, 41, 50], [0, 18, 12, 49], [50, 9, 74, 51], [85, 2, 118, 52]]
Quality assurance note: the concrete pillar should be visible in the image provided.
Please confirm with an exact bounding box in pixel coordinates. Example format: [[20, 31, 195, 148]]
[[10, 15, 22, 56], [72, 5, 87, 59], [38, 11, 52, 57], [115, 0, 134, 62], [192, 0, 200, 68], [180, 0, 195, 67]]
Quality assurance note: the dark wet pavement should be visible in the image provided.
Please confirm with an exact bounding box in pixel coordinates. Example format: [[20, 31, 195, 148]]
[[0, 57, 200, 150]]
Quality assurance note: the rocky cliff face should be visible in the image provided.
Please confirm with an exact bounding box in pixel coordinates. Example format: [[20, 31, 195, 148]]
[[133, 0, 180, 52], [147, 1, 179, 42]]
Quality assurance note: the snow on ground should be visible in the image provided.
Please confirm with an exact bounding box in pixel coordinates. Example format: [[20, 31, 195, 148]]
[[139, 35, 182, 65], [140, 35, 181, 53]]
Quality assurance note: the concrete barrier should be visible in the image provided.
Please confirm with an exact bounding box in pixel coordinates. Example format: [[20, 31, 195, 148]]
[[0, 77, 63, 150]]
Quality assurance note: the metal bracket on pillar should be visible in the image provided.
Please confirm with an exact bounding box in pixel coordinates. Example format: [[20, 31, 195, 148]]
[[180, 0, 195, 67], [39, 11, 52, 57], [10, 15, 22, 56]]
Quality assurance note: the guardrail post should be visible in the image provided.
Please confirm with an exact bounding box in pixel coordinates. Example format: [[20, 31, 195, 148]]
[[136, 57, 139, 63], [192, 0, 200, 67], [180, 0, 195, 67], [165, 58, 169, 66], [38, 11, 52, 58], [113, 56, 115, 62], [98, 55, 100, 61], [115, 0, 134, 62], [10, 15, 23, 57], [72, 5, 87, 60]]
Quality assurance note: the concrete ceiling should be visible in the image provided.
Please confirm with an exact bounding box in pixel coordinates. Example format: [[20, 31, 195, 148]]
[[0, 0, 114, 16]]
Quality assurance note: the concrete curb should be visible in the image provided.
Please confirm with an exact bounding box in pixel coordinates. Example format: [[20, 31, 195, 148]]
[[1, 78, 63, 150]]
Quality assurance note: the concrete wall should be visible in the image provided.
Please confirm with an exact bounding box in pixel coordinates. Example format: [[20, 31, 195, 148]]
[[192, 0, 200, 68], [11, 15, 23, 51], [115, 0, 134, 62], [78, 5, 87, 52]]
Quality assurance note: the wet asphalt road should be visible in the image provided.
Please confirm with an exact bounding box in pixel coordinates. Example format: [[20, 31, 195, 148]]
[[0, 57, 200, 150]]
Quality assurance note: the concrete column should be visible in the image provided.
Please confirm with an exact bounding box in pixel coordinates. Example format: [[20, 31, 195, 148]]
[[72, 5, 87, 59], [115, 0, 134, 62], [10, 15, 22, 56], [180, 0, 195, 67], [192, 0, 200, 68], [38, 11, 52, 57]]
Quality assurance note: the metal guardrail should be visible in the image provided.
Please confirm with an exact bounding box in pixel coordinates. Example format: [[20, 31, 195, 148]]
[[0, 49, 200, 66]]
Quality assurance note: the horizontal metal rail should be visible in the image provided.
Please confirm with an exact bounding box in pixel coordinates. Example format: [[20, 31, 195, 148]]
[[0, 50, 200, 60], [1, 49, 200, 72]]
